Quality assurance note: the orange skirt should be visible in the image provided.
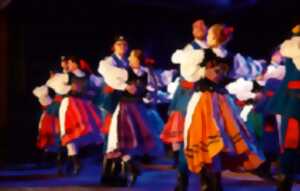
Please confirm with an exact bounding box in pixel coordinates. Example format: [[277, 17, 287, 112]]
[[185, 92, 264, 173]]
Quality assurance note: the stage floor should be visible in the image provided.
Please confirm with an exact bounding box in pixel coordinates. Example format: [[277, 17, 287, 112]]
[[0, 157, 299, 191]]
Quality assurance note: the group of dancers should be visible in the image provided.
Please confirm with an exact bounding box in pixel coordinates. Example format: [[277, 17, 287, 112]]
[[33, 19, 300, 191]]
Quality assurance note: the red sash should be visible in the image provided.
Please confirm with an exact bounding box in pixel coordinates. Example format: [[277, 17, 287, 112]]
[[180, 80, 194, 90]]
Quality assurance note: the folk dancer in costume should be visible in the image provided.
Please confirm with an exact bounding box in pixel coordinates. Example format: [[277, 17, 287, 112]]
[[58, 56, 103, 175], [239, 50, 286, 178], [136, 58, 175, 163], [224, 49, 285, 179], [266, 24, 300, 191], [181, 24, 265, 191], [160, 19, 208, 172], [99, 45, 161, 186], [98, 36, 130, 186], [32, 56, 69, 175]]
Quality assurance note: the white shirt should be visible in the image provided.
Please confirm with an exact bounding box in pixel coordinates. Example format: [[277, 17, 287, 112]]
[[98, 55, 129, 91]]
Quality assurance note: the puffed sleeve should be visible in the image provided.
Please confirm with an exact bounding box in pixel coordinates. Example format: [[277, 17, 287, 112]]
[[33, 85, 53, 106], [171, 49, 205, 82], [98, 57, 128, 91], [225, 78, 256, 101], [230, 53, 266, 80], [46, 73, 71, 95]]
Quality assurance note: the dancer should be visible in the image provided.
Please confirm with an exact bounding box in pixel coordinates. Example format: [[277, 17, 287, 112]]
[[33, 56, 69, 175], [98, 36, 130, 186], [181, 24, 265, 191], [160, 19, 208, 170], [267, 24, 300, 191], [99, 46, 156, 186], [58, 56, 103, 175], [250, 50, 285, 178]]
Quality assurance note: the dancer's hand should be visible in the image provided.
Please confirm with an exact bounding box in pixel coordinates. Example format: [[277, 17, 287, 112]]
[[205, 67, 219, 82], [126, 84, 137, 95], [255, 92, 264, 101]]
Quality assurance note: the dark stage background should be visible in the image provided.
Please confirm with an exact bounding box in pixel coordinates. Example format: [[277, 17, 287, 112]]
[[1, 0, 300, 164]]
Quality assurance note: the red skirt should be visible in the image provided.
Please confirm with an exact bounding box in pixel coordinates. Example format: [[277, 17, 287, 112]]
[[37, 112, 60, 150], [160, 111, 185, 144], [60, 97, 103, 147]]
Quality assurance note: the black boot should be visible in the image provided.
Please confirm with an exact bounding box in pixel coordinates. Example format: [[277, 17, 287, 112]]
[[39, 151, 52, 168], [100, 158, 114, 186], [174, 171, 189, 191], [252, 160, 274, 181], [67, 155, 81, 176], [200, 168, 209, 191], [124, 159, 140, 187], [56, 150, 64, 176], [276, 175, 294, 191], [172, 151, 179, 169], [206, 172, 223, 191], [111, 158, 127, 187]]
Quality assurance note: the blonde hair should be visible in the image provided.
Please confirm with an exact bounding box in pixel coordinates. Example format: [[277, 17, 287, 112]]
[[209, 24, 234, 46], [131, 49, 144, 63], [292, 24, 300, 35]]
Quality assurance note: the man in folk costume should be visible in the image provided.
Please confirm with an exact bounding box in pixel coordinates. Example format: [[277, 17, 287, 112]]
[[58, 56, 103, 175], [243, 50, 286, 178], [163, 20, 210, 191], [97, 36, 129, 135], [267, 24, 300, 191], [181, 24, 265, 191], [98, 36, 132, 186], [160, 19, 208, 175], [32, 56, 69, 175], [183, 20, 208, 51]]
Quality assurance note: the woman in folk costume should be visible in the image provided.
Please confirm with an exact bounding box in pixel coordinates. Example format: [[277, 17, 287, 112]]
[[99, 47, 160, 187], [180, 24, 265, 191], [138, 59, 174, 161], [266, 25, 300, 191], [59, 56, 103, 175], [224, 50, 285, 179], [243, 50, 286, 178], [142, 60, 177, 151], [32, 56, 69, 175], [33, 86, 59, 151], [160, 19, 208, 168]]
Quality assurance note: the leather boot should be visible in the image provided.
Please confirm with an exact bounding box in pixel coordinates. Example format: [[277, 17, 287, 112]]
[[124, 159, 140, 187], [56, 150, 64, 176], [100, 158, 114, 186], [276, 175, 294, 191], [206, 172, 223, 191], [174, 170, 189, 191]]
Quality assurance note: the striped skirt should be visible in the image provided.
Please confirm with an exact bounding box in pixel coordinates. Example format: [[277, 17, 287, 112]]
[[37, 111, 60, 150], [59, 97, 103, 147], [184, 91, 264, 173], [106, 100, 160, 157]]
